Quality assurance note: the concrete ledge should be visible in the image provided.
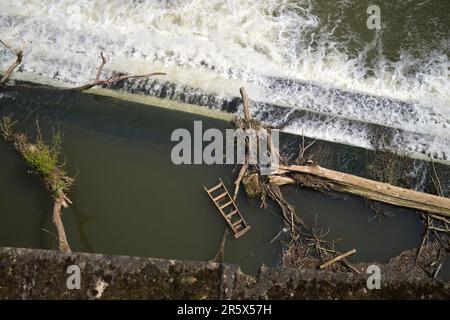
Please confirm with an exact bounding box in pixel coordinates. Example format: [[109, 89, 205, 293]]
[[1, 247, 449, 299]]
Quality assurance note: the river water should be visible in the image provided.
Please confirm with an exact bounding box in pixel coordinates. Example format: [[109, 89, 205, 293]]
[[0, 0, 449, 278], [1, 86, 448, 278], [1, 0, 449, 161]]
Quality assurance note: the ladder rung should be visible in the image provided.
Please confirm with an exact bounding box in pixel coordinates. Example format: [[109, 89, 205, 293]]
[[234, 226, 251, 239], [207, 183, 223, 193], [226, 210, 238, 219], [213, 192, 227, 202], [220, 201, 233, 210], [232, 219, 243, 228]]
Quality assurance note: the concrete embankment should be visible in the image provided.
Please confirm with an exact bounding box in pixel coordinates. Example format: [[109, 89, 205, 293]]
[[0, 247, 448, 299]]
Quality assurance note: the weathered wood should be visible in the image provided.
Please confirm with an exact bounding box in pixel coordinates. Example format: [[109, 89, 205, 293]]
[[239, 87, 252, 121], [211, 228, 228, 263], [320, 249, 356, 269], [1, 117, 73, 252], [70, 52, 165, 91], [205, 179, 251, 239], [269, 175, 296, 186], [53, 192, 71, 253], [273, 165, 450, 218], [0, 40, 23, 87]]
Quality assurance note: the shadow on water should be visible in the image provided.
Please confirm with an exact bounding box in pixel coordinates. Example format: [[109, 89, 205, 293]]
[[0, 86, 448, 278]]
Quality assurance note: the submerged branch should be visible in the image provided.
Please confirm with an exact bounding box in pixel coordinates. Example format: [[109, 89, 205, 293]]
[[272, 164, 450, 218], [0, 116, 73, 252]]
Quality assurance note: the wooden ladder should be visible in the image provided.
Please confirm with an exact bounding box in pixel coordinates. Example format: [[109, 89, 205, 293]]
[[204, 179, 251, 239]]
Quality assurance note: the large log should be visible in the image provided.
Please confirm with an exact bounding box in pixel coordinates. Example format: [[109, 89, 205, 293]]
[[272, 165, 450, 218]]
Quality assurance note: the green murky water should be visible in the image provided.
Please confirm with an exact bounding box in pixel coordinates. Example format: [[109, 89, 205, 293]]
[[0, 86, 448, 278]]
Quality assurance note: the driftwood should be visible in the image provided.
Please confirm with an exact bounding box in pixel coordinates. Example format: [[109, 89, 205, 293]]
[[232, 87, 253, 201], [319, 249, 356, 269], [0, 116, 73, 252], [71, 52, 165, 91], [239, 87, 252, 122], [211, 229, 229, 263], [0, 39, 23, 87], [53, 191, 72, 252], [272, 164, 450, 218], [233, 159, 248, 201]]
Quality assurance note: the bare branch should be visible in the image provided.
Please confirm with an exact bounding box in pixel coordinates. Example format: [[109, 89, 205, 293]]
[[72, 72, 166, 91], [0, 39, 18, 56], [53, 191, 71, 252], [233, 158, 248, 201], [95, 52, 107, 82], [319, 249, 357, 269], [211, 229, 228, 263], [0, 39, 23, 87], [239, 87, 252, 122], [71, 52, 166, 91]]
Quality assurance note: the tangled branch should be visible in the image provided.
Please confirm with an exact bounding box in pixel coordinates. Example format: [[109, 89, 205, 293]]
[[0, 39, 23, 87], [71, 52, 166, 91]]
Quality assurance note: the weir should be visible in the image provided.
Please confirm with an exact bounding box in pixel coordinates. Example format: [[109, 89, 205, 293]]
[[0, 0, 449, 297], [1, 0, 449, 165]]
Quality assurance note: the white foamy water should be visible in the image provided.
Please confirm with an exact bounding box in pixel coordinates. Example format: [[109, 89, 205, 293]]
[[0, 0, 449, 161]]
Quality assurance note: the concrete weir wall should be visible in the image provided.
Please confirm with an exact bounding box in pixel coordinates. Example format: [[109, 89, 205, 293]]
[[0, 247, 449, 299]]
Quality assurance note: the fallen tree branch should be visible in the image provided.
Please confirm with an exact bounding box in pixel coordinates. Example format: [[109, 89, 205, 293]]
[[53, 192, 71, 252], [1, 116, 73, 252], [265, 183, 307, 229], [211, 229, 228, 263], [95, 52, 107, 82], [71, 52, 165, 91], [0, 39, 23, 87], [232, 87, 253, 201], [233, 158, 248, 201], [319, 249, 356, 269], [430, 158, 444, 197], [72, 71, 166, 91], [273, 164, 450, 217], [239, 87, 252, 122]]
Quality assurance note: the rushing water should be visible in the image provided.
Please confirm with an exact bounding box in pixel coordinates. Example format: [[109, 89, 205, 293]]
[[1, 0, 449, 162], [1, 86, 449, 278]]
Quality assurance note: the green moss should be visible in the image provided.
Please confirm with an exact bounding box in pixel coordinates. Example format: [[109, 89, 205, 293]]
[[1, 116, 71, 198], [22, 132, 64, 179]]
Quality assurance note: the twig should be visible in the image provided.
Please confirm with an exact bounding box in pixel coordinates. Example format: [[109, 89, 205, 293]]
[[72, 72, 166, 91], [269, 227, 288, 244], [71, 52, 165, 91], [95, 52, 107, 82], [298, 130, 316, 161], [233, 158, 248, 201], [211, 229, 228, 263], [239, 87, 252, 122], [341, 259, 361, 273], [319, 249, 356, 269], [0, 39, 23, 87], [53, 191, 71, 252], [40, 228, 59, 240], [415, 214, 430, 263], [430, 158, 443, 196]]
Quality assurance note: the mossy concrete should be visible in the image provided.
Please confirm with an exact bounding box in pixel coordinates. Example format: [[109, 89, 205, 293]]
[[0, 247, 449, 299]]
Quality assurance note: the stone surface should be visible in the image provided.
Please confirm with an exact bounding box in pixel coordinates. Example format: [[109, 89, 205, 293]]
[[0, 247, 449, 300]]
